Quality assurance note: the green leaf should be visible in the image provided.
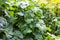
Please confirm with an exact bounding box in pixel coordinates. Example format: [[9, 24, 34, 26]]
[[9, 11, 14, 17]]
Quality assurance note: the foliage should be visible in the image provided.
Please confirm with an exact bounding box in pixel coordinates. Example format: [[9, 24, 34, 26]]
[[0, 0, 60, 40]]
